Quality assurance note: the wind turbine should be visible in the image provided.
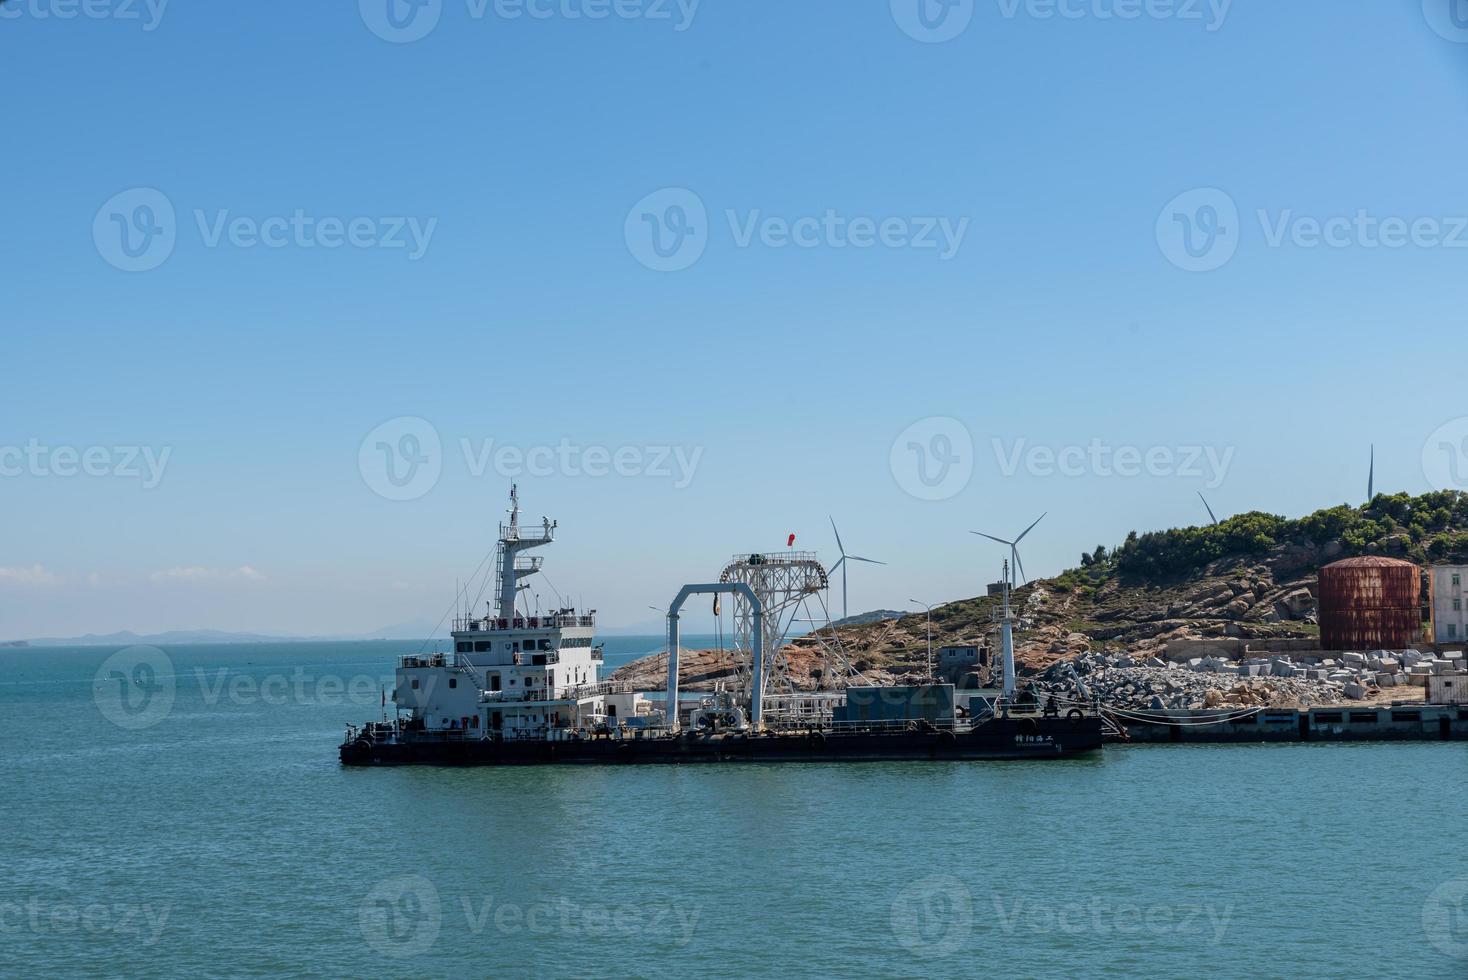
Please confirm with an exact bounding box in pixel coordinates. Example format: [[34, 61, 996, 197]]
[[971, 513, 1046, 588], [1367, 444, 1375, 504], [828, 517, 885, 621], [1198, 492, 1219, 526]]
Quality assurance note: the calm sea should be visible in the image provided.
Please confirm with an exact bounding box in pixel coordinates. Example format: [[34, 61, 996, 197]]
[[2, 639, 1465, 978]]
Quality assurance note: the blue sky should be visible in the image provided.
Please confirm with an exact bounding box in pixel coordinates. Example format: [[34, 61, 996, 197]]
[[5, 1, 1468, 638]]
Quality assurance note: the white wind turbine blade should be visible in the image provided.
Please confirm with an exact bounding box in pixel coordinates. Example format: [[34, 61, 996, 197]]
[[1198, 492, 1218, 526], [847, 555, 885, 565], [1013, 513, 1047, 545], [828, 556, 846, 575], [829, 517, 846, 558], [971, 531, 1013, 547]]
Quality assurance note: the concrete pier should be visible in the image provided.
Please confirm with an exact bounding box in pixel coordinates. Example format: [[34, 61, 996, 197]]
[[1117, 703, 1468, 743]]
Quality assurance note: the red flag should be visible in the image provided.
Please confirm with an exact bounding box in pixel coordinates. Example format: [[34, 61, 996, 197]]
[[787, 533, 796, 547]]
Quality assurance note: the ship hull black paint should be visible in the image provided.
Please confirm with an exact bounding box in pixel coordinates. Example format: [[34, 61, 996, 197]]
[[339, 718, 1106, 767]]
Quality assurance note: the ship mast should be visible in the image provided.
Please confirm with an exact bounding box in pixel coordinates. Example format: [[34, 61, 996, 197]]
[[494, 484, 555, 620]]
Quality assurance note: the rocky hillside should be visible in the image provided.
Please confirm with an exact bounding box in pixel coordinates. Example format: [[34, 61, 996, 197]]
[[790, 491, 1468, 676], [614, 491, 1467, 691]]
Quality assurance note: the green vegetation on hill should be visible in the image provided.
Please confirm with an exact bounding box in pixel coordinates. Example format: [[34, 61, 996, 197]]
[[1063, 491, 1468, 584]]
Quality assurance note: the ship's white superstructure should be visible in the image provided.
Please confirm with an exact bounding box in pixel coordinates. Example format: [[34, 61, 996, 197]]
[[393, 487, 619, 738]]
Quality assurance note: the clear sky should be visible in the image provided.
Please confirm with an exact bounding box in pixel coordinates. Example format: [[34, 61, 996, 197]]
[[5, 1, 1468, 638]]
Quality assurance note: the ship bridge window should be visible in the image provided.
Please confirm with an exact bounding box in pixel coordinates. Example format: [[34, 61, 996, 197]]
[[411, 679, 420, 690], [449, 678, 457, 689], [456, 642, 471, 653], [539, 639, 552, 651], [475, 641, 492, 653]]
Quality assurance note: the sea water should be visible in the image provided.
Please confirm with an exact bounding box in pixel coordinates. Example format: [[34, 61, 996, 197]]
[[1, 640, 1465, 978]]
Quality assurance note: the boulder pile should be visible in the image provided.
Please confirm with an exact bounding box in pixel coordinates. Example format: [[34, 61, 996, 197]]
[[1029, 648, 1455, 710]]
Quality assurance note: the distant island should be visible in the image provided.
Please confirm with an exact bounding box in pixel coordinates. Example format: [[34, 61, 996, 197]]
[[7, 619, 450, 648]]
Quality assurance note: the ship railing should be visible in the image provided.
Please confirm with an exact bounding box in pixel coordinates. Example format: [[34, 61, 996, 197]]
[[539, 679, 644, 701], [727, 551, 823, 566], [499, 523, 554, 543], [398, 653, 450, 669], [826, 718, 962, 734], [452, 614, 596, 632]]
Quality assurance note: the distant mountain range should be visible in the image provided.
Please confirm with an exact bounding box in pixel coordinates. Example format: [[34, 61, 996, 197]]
[[9, 618, 449, 648]]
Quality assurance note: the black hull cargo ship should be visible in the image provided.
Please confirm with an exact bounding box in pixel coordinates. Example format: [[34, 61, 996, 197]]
[[339, 714, 1107, 767], [339, 488, 1108, 769]]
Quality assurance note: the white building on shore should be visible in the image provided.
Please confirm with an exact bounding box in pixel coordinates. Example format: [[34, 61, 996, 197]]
[[1431, 566, 1468, 643]]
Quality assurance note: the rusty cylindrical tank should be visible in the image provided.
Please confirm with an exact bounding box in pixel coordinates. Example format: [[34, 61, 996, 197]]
[[1316, 556, 1421, 651]]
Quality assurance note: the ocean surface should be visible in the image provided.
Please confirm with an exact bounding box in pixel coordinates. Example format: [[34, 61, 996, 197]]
[[2, 639, 1466, 979]]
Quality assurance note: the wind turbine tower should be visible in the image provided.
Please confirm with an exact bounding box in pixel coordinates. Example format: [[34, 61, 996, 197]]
[[828, 518, 885, 621]]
